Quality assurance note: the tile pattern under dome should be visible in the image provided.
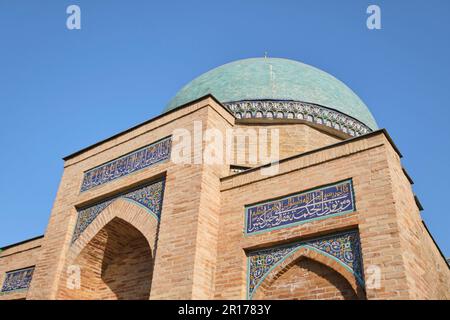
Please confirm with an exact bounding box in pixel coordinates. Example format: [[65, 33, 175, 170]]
[[226, 100, 372, 137], [245, 180, 355, 235], [80, 137, 171, 192], [1, 267, 35, 293], [247, 230, 364, 299], [72, 179, 165, 243]]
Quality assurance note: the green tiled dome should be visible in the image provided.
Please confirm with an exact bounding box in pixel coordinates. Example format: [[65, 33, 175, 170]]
[[165, 57, 377, 129]]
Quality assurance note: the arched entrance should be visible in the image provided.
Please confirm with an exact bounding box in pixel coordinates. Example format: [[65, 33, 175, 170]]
[[260, 257, 358, 300], [251, 247, 365, 300], [63, 218, 153, 300], [58, 198, 160, 300]]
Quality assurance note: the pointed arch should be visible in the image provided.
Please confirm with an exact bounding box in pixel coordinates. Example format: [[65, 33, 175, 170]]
[[251, 246, 365, 300], [57, 198, 160, 299], [69, 198, 159, 260]]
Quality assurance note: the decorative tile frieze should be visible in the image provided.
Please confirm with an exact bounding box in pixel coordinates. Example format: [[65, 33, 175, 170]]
[[1, 267, 35, 293], [225, 100, 372, 137], [72, 179, 165, 243], [245, 180, 355, 235], [247, 230, 364, 299], [80, 136, 171, 192]]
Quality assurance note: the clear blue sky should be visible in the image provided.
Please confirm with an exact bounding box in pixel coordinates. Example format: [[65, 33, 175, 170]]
[[0, 1, 449, 257]]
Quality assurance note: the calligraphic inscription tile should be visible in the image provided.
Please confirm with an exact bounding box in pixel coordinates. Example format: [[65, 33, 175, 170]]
[[1, 267, 35, 293], [80, 136, 171, 192], [245, 180, 355, 235], [72, 179, 165, 243], [247, 230, 364, 299]]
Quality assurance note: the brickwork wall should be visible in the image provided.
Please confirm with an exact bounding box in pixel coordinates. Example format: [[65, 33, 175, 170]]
[[216, 133, 411, 299], [384, 144, 450, 299], [2, 96, 448, 300], [0, 237, 42, 300], [232, 122, 342, 167], [27, 98, 235, 300], [190, 106, 233, 299]]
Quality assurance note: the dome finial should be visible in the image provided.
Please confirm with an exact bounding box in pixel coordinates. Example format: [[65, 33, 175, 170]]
[[264, 51, 268, 59]]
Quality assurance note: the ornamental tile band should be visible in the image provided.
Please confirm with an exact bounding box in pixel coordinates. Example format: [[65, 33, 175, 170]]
[[80, 136, 171, 192], [1, 267, 35, 293], [225, 100, 372, 137], [245, 180, 355, 235], [72, 179, 165, 243], [247, 230, 364, 299]]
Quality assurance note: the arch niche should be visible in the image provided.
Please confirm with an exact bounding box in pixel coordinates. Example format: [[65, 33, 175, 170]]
[[58, 198, 159, 300], [252, 247, 366, 300]]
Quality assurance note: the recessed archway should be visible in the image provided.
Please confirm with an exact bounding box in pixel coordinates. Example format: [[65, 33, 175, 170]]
[[260, 257, 358, 300], [58, 198, 160, 300], [252, 247, 365, 300], [63, 217, 153, 300]]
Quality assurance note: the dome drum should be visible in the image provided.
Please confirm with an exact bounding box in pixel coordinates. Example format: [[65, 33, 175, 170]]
[[225, 99, 372, 137]]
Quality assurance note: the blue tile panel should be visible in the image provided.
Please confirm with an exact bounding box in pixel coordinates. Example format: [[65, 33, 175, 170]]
[[245, 180, 355, 235], [247, 230, 364, 299], [1, 267, 35, 293], [72, 179, 165, 243], [80, 136, 171, 192]]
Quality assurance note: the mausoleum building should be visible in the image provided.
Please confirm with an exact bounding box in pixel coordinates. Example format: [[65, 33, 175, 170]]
[[1, 58, 449, 300]]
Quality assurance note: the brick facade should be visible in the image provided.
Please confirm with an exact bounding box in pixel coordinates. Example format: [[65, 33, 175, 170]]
[[0, 237, 43, 300], [1, 96, 448, 300]]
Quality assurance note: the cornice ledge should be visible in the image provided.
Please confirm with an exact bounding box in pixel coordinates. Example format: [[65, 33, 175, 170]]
[[220, 129, 395, 191]]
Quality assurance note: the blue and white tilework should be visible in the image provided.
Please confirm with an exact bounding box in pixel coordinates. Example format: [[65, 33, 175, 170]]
[[245, 180, 355, 234], [1, 267, 35, 293], [80, 137, 171, 192], [72, 179, 165, 243]]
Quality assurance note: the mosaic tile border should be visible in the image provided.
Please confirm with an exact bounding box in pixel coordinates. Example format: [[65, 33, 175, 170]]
[[72, 179, 165, 243], [80, 136, 171, 192], [247, 230, 364, 299], [1, 266, 35, 293], [245, 179, 356, 235], [225, 100, 373, 137]]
